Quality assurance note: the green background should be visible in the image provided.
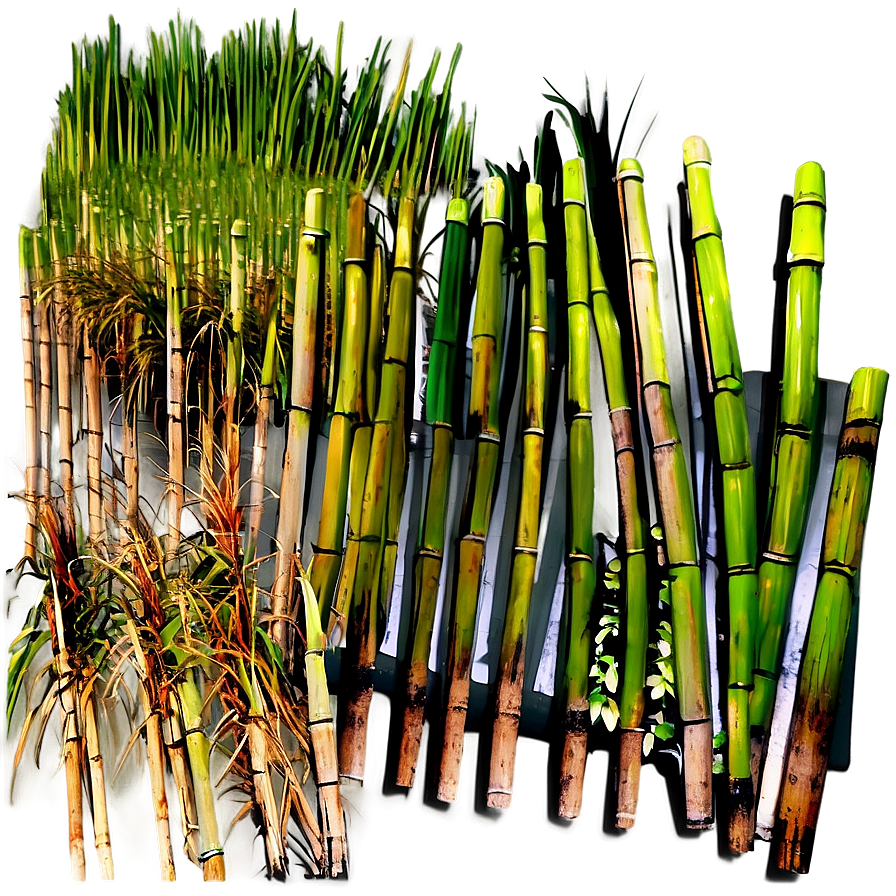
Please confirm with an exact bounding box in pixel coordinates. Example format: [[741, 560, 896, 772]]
[[0, 0, 896, 893]]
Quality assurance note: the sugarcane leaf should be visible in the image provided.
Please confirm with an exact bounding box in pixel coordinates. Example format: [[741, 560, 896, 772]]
[[6, 629, 51, 727], [255, 627, 284, 675]]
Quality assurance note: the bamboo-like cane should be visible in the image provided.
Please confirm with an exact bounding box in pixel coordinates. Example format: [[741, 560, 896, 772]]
[[438, 177, 506, 802], [617, 158, 714, 828], [81, 685, 114, 879], [34, 244, 54, 501], [162, 702, 202, 868], [246, 230, 285, 555], [301, 573, 347, 877], [752, 163, 826, 759], [18, 228, 39, 561], [271, 188, 327, 655], [487, 183, 547, 808], [312, 192, 369, 622], [246, 717, 288, 877], [44, 563, 86, 880], [83, 325, 107, 554], [50, 222, 77, 536], [683, 136, 759, 851], [178, 674, 226, 880], [164, 211, 185, 559], [339, 197, 416, 782], [225, 219, 247, 455], [775, 367, 888, 873], [396, 196, 469, 787], [558, 159, 596, 819], [586, 222, 649, 828]]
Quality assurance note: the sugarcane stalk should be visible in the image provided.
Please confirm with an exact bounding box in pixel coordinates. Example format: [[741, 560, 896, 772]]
[[487, 183, 547, 808], [438, 177, 506, 802], [162, 702, 202, 868], [398, 196, 470, 788], [45, 569, 86, 880], [83, 326, 107, 554], [752, 163, 826, 757], [558, 159, 596, 819], [35, 264, 54, 500], [684, 136, 759, 851], [18, 228, 39, 561], [775, 367, 887, 873], [143, 693, 177, 880], [164, 212, 185, 559], [246, 717, 288, 877], [339, 197, 416, 782], [50, 222, 77, 536], [81, 685, 114, 879], [301, 573, 347, 877], [586, 221, 649, 828], [312, 192, 368, 622], [271, 188, 327, 655], [178, 673, 225, 880], [246, 256, 282, 556], [225, 218, 247, 454], [618, 158, 713, 828]]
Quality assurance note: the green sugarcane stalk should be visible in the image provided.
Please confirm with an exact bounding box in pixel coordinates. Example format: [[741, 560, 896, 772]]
[[339, 197, 416, 783], [752, 163, 826, 749], [618, 157, 713, 828], [177, 673, 226, 880], [684, 136, 759, 851], [775, 367, 887, 873], [300, 573, 347, 877], [586, 221, 649, 828], [270, 188, 327, 656], [18, 228, 39, 562], [558, 159, 596, 819], [487, 183, 548, 808], [312, 192, 369, 623], [437, 176, 506, 803], [225, 218, 247, 455], [397, 196, 470, 788]]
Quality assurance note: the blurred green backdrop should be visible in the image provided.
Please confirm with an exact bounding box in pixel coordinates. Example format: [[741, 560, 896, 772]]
[[0, 0, 896, 893]]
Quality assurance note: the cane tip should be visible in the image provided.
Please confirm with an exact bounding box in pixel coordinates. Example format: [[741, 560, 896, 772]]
[[682, 135, 711, 167]]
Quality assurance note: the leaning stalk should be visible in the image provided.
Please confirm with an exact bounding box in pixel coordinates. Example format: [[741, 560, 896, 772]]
[[438, 177, 506, 802], [397, 197, 469, 787], [618, 158, 713, 828], [301, 574, 347, 877], [312, 192, 368, 621], [684, 136, 759, 850], [487, 183, 547, 807], [82, 687, 114, 878], [752, 163, 826, 757], [271, 189, 327, 655], [339, 197, 416, 782], [587, 222, 649, 828], [775, 367, 887, 873]]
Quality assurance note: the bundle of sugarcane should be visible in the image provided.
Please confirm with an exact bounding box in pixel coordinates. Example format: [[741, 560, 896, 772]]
[[617, 157, 714, 828], [682, 136, 759, 851], [752, 163, 826, 837], [9, 15, 473, 881], [774, 367, 887, 872]]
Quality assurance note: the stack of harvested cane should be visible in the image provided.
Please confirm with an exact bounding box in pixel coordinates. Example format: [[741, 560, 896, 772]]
[[6, 15, 886, 883]]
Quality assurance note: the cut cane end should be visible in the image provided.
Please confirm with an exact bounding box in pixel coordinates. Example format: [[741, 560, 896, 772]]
[[202, 853, 226, 881], [616, 728, 645, 829], [683, 720, 714, 829], [728, 776, 754, 854], [486, 789, 512, 810]]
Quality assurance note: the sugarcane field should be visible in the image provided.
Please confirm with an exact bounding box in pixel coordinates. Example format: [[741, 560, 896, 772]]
[[4, 4, 893, 890]]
